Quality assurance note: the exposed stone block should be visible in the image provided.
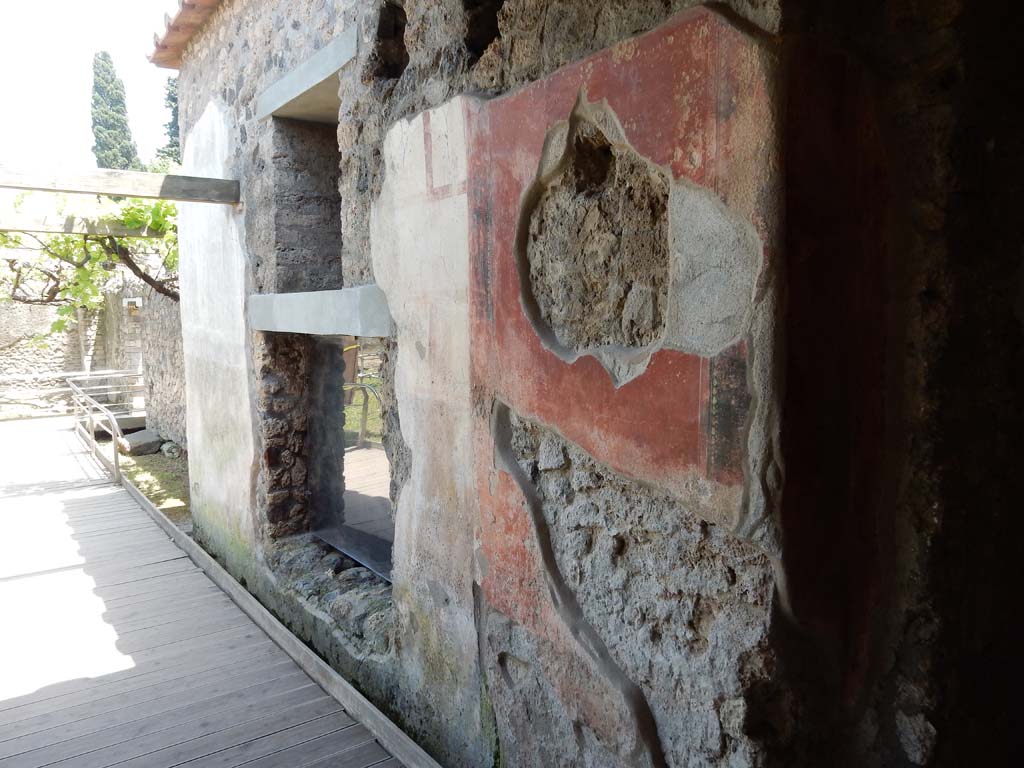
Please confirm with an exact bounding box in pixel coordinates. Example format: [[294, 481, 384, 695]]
[[159, 441, 183, 458], [118, 429, 163, 456]]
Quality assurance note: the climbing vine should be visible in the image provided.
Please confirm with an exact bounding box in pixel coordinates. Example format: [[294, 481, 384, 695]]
[[0, 198, 178, 333]]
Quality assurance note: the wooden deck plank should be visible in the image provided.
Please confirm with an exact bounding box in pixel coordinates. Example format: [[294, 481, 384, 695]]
[[0, 421, 407, 768], [0, 501, 142, 518], [0, 627, 270, 716], [0, 544, 185, 581], [61, 522, 166, 540], [241, 730, 385, 768], [110, 612, 256, 655], [0, 655, 297, 741], [0, 517, 168, 543], [142, 715, 364, 768], [0, 666, 308, 759], [50, 693, 343, 768], [3, 512, 163, 534], [110, 701, 351, 768], [0, 557, 198, 592], [95, 590, 233, 626], [363, 758, 405, 768], [102, 590, 241, 629], [0, 551, 190, 584], [21, 514, 160, 536], [92, 569, 222, 603], [108, 606, 242, 638], [0, 677, 318, 768], [0, 638, 280, 726]]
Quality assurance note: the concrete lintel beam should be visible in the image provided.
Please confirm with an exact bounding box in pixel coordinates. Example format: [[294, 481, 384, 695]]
[[248, 285, 393, 338], [255, 28, 357, 124]]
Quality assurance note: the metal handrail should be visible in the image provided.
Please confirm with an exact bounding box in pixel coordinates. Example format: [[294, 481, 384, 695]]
[[0, 367, 139, 384], [343, 382, 381, 449], [66, 371, 144, 482], [0, 368, 144, 421]]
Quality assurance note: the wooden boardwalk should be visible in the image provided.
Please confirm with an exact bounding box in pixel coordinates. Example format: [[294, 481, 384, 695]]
[[341, 448, 393, 544], [0, 419, 403, 768]]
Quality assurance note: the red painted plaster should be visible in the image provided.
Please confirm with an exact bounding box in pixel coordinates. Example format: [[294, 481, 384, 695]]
[[467, 7, 773, 624]]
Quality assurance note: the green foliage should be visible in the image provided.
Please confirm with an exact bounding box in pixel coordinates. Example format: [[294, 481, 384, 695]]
[[116, 199, 178, 273], [91, 52, 142, 171], [156, 77, 181, 165], [0, 200, 178, 334]]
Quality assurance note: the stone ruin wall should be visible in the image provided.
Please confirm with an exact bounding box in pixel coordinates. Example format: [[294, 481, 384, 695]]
[[140, 288, 187, 447], [0, 303, 84, 379], [175, 1, 1020, 767], [1, 282, 167, 418], [0, 285, 186, 443]]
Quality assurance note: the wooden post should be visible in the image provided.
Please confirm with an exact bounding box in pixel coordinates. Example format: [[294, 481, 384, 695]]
[[0, 166, 240, 204]]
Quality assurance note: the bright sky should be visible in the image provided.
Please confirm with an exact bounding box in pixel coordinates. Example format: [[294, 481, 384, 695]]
[[0, 0, 182, 171]]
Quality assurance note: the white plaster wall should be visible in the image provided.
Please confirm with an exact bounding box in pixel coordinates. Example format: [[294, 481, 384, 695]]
[[371, 96, 485, 749], [180, 101, 258, 568]]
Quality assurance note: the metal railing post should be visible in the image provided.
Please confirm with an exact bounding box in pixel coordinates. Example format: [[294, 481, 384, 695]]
[[66, 371, 140, 482], [343, 382, 382, 449], [110, 412, 121, 482]]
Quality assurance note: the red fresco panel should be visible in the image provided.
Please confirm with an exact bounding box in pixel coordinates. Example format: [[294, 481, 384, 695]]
[[467, 8, 773, 625]]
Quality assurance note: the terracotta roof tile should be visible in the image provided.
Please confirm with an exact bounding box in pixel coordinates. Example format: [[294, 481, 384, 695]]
[[149, 0, 222, 69]]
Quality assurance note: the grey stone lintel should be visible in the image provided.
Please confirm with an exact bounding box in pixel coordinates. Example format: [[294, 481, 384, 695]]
[[255, 27, 357, 124], [248, 285, 394, 337]]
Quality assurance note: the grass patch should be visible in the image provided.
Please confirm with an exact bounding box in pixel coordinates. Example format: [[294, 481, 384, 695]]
[[119, 451, 191, 527], [344, 376, 383, 446]]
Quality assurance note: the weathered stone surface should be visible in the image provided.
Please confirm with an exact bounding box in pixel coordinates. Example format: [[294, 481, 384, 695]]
[[0, 303, 83, 377], [337, 0, 782, 289], [895, 712, 936, 766], [141, 288, 187, 447], [489, 411, 782, 767], [462, 11, 784, 767], [170, 0, 1024, 766], [118, 429, 163, 456], [267, 535, 395, 659], [159, 441, 182, 459], [526, 116, 671, 353]]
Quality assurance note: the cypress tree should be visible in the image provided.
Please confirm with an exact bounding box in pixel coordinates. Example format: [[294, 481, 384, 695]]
[[156, 77, 180, 165], [90, 51, 141, 170]]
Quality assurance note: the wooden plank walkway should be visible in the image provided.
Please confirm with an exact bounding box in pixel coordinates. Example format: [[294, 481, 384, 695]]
[[341, 448, 393, 544], [0, 419, 403, 768]]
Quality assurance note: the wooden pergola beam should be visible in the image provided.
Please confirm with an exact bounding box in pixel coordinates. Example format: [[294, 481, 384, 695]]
[[0, 167, 240, 204], [0, 212, 161, 238]]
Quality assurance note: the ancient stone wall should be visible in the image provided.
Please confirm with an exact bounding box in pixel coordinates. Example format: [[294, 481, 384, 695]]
[[249, 117, 345, 542], [141, 288, 187, 446], [1, 288, 140, 380], [772, 1, 1022, 765], [1, 281, 184, 431], [93, 283, 144, 373], [0, 303, 83, 377], [174, 0, 1020, 766]]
